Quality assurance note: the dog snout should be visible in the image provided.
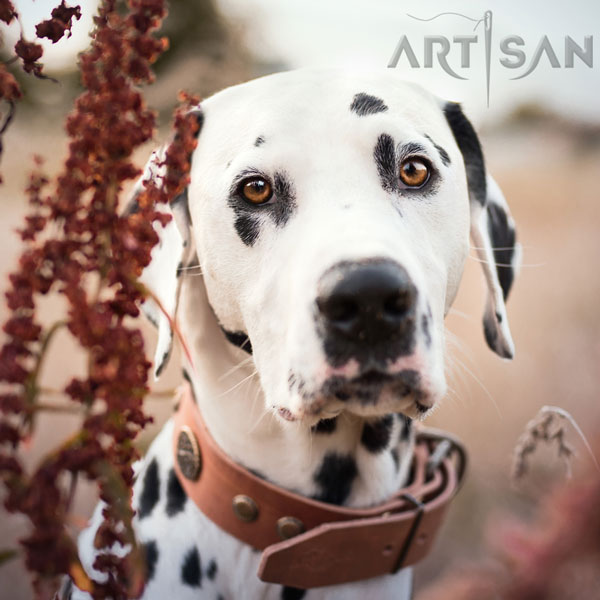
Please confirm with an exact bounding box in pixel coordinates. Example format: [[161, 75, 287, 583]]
[[316, 260, 418, 357]]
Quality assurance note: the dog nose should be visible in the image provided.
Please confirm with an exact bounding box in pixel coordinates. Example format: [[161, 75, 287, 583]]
[[316, 260, 417, 345]]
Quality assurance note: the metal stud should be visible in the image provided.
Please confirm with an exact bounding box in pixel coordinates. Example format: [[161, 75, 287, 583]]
[[277, 516, 305, 540], [176, 426, 202, 481], [232, 495, 259, 522]]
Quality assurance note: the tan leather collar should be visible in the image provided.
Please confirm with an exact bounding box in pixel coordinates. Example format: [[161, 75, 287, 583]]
[[172, 384, 467, 589]]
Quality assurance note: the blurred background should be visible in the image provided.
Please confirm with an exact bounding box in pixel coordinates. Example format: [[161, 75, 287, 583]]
[[1, 0, 599, 597]]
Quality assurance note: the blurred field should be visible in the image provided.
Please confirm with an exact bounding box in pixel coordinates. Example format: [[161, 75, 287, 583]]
[[417, 120, 600, 590], [1, 75, 599, 598]]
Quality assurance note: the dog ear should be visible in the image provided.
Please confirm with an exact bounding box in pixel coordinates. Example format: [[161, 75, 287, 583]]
[[124, 149, 195, 379], [443, 102, 521, 359]]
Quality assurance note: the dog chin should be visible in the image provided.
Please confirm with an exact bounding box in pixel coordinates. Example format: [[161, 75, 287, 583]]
[[338, 390, 437, 420], [279, 367, 441, 423], [316, 369, 438, 420]]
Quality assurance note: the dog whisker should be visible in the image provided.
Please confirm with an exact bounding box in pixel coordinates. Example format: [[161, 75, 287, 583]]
[[245, 380, 265, 434], [445, 331, 481, 408], [218, 356, 255, 381], [467, 254, 544, 268], [445, 328, 475, 363], [216, 369, 258, 399], [245, 405, 272, 436], [447, 307, 473, 321], [452, 354, 502, 419], [469, 244, 532, 251], [444, 384, 466, 409]]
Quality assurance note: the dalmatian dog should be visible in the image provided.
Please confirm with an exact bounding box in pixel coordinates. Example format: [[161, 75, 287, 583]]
[[68, 68, 520, 600]]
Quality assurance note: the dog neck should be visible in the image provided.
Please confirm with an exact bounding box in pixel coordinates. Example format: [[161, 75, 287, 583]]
[[177, 280, 415, 508]]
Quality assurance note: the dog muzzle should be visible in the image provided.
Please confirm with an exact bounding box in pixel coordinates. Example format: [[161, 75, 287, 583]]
[[172, 383, 467, 589]]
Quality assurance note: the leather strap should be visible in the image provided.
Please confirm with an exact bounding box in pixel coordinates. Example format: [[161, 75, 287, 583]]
[[172, 385, 467, 589]]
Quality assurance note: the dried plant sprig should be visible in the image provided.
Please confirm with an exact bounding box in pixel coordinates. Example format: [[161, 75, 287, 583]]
[[418, 457, 600, 600], [0, 1, 200, 598], [0, 0, 81, 179], [35, 1, 82, 44], [511, 405, 599, 483]]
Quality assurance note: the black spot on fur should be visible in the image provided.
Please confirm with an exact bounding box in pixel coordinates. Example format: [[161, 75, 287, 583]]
[[172, 187, 191, 223], [281, 586, 306, 599], [487, 202, 516, 300], [288, 371, 296, 390], [138, 458, 160, 519], [361, 415, 393, 452], [350, 92, 388, 116], [271, 171, 297, 228], [182, 368, 197, 403], [374, 133, 397, 193], [181, 546, 202, 588], [154, 331, 173, 378], [312, 417, 337, 434], [390, 447, 400, 470], [313, 452, 358, 505], [399, 413, 413, 440], [234, 213, 261, 246], [424, 134, 451, 166], [144, 309, 159, 329], [166, 468, 187, 516], [206, 559, 218, 581], [142, 540, 159, 582], [399, 141, 429, 160], [421, 314, 431, 347], [191, 107, 204, 139], [443, 102, 486, 205], [255, 136, 265, 147], [221, 328, 253, 354], [483, 315, 498, 349]]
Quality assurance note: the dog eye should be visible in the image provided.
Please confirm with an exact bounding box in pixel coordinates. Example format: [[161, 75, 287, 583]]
[[240, 177, 273, 205], [399, 158, 429, 188]]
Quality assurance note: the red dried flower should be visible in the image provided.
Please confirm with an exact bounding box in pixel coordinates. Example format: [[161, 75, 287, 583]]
[[0, 0, 17, 24], [36, 1, 82, 43], [14, 38, 44, 76]]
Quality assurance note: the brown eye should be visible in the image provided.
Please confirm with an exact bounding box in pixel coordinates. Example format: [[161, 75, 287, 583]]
[[241, 177, 273, 204], [399, 158, 429, 188]]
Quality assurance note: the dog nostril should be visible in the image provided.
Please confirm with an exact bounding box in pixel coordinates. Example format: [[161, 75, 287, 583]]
[[318, 297, 359, 326], [383, 291, 413, 319], [330, 299, 358, 324]]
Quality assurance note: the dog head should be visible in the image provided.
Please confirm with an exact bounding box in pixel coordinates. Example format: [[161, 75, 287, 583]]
[[134, 69, 520, 424]]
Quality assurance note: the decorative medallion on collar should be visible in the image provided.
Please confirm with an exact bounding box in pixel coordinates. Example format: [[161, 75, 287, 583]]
[[176, 425, 202, 481], [172, 383, 467, 589]]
